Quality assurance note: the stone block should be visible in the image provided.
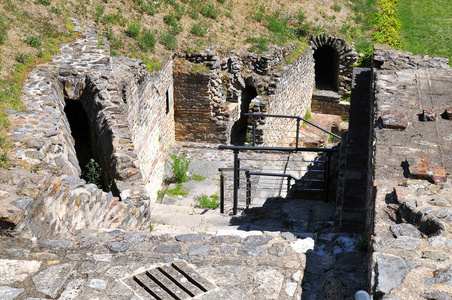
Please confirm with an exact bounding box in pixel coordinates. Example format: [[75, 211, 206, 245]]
[[405, 157, 432, 180], [444, 107, 452, 120], [380, 111, 408, 130], [422, 108, 436, 121], [432, 167, 447, 185]]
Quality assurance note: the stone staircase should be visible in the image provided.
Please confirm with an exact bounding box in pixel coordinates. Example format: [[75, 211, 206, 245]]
[[151, 142, 339, 235]]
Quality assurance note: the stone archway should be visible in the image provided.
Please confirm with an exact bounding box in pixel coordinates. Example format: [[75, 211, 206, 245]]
[[230, 86, 258, 145], [309, 33, 359, 94]]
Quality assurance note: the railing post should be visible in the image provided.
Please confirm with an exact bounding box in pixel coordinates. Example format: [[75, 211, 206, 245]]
[[220, 170, 225, 214], [233, 150, 239, 215], [245, 171, 251, 208], [287, 177, 291, 196], [296, 118, 300, 149], [324, 152, 331, 202], [252, 117, 256, 147], [237, 158, 241, 188]]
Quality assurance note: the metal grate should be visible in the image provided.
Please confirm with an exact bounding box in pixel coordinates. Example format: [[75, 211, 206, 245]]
[[123, 261, 216, 300]]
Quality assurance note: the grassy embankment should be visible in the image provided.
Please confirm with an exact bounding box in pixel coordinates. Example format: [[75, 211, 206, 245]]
[[398, 0, 452, 64]]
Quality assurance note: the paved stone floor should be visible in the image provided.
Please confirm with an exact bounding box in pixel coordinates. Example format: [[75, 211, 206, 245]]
[[371, 45, 452, 298]]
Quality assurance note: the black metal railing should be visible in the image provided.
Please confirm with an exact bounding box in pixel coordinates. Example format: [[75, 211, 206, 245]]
[[245, 113, 341, 147], [218, 145, 338, 214]]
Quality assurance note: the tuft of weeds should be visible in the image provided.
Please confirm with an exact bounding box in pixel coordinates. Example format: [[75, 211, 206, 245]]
[[246, 35, 269, 53], [332, 3, 342, 12], [170, 152, 190, 183], [94, 4, 105, 22], [189, 63, 210, 74], [191, 21, 209, 37], [0, 16, 7, 45], [105, 27, 123, 50], [26, 36, 42, 48], [36, 0, 52, 5], [141, 55, 162, 72], [192, 174, 206, 181], [138, 29, 156, 52], [283, 43, 308, 64], [160, 30, 178, 50], [126, 21, 141, 38], [200, 3, 219, 19], [166, 183, 188, 196], [194, 194, 219, 209]]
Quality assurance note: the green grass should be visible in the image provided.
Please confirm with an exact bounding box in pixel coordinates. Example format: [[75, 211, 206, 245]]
[[398, 0, 452, 64], [194, 194, 219, 209], [166, 183, 188, 196], [191, 174, 206, 181]]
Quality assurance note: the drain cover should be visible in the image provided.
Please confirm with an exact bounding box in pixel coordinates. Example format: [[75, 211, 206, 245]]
[[123, 261, 216, 300]]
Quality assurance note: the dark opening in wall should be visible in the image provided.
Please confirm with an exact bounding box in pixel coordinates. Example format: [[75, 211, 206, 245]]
[[230, 86, 258, 145], [314, 46, 339, 91], [166, 89, 170, 114], [64, 99, 119, 196]]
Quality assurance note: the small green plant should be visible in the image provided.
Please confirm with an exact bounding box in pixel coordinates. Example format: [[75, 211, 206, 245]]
[[194, 194, 219, 209], [304, 109, 311, 120], [200, 3, 219, 19], [246, 130, 254, 145], [283, 43, 307, 64], [126, 22, 141, 38], [0, 152, 10, 169], [141, 55, 162, 72], [188, 8, 199, 20], [26, 36, 42, 48], [84, 158, 102, 187], [149, 219, 157, 231], [51, 7, 62, 15], [157, 190, 166, 199], [0, 16, 7, 45], [94, 4, 105, 22], [246, 35, 269, 53], [138, 29, 156, 52], [192, 174, 206, 181], [166, 183, 188, 196], [191, 21, 209, 37], [36, 0, 51, 5], [170, 152, 190, 183], [332, 3, 342, 12], [15, 53, 33, 64], [160, 30, 178, 50]]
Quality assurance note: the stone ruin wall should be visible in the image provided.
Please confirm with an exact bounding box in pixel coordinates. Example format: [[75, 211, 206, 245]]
[[173, 61, 230, 144], [173, 44, 315, 146], [1, 29, 176, 237], [370, 45, 452, 298], [263, 49, 315, 147], [125, 59, 175, 202]]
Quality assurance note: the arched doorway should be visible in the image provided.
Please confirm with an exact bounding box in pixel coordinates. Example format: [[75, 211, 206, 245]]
[[314, 45, 339, 91], [230, 86, 258, 145]]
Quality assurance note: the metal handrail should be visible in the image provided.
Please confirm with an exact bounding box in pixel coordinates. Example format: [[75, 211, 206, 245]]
[[218, 167, 250, 214], [247, 172, 299, 201], [218, 145, 339, 152], [244, 113, 341, 147]]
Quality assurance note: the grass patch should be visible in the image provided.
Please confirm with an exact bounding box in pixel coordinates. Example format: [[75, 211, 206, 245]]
[[138, 29, 156, 52], [166, 183, 188, 196], [191, 21, 209, 37], [194, 194, 219, 209], [192, 174, 206, 181], [283, 43, 308, 64], [398, 0, 452, 63], [189, 63, 210, 74]]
